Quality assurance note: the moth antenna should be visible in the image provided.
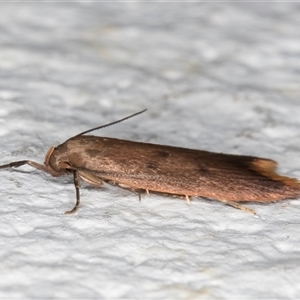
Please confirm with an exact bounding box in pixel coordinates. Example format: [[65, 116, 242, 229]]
[[73, 109, 147, 137]]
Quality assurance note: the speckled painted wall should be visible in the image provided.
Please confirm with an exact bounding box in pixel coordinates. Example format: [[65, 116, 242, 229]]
[[0, 2, 300, 299]]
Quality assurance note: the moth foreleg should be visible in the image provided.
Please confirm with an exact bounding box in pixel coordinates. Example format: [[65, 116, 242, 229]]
[[65, 170, 81, 214], [78, 171, 104, 187], [0, 160, 49, 173]]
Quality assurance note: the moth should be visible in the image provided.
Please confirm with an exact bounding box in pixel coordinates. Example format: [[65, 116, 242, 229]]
[[0, 110, 299, 214]]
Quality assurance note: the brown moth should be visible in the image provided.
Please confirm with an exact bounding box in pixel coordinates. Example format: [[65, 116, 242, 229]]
[[0, 110, 300, 214]]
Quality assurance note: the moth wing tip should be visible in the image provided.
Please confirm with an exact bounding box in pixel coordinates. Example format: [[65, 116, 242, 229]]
[[251, 158, 300, 189]]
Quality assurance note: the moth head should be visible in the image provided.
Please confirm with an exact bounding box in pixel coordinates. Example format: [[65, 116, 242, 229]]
[[44, 146, 71, 176]]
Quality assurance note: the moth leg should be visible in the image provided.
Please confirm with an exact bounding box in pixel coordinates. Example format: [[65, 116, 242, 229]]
[[139, 189, 150, 202], [0, 160, 49, 173], [78, 171, 103, 187], [185, 195, 191, 205], [65, 170, 81, 214], [218, 199, 256, 214]]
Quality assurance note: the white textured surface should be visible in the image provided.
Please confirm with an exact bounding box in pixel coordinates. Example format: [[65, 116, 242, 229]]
[[1, 3, 300, 299]]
